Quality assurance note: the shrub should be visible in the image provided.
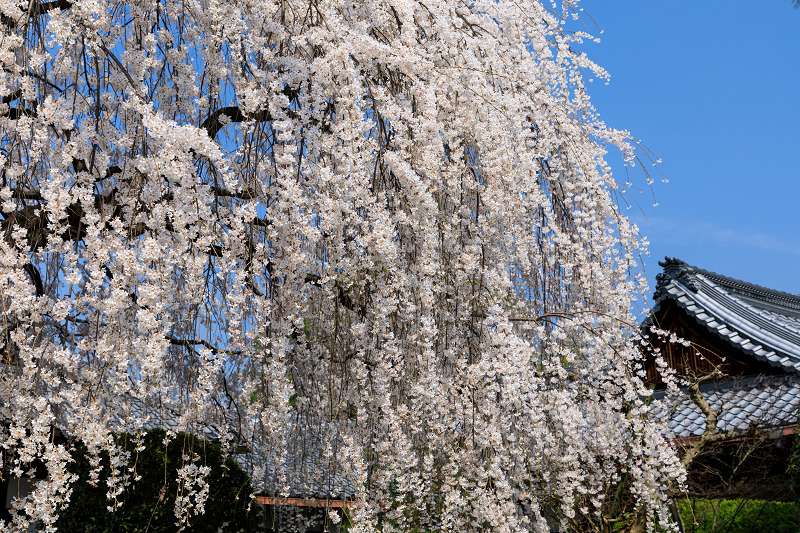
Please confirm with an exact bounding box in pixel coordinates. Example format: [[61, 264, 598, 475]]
[[54, 429, 261, 532]]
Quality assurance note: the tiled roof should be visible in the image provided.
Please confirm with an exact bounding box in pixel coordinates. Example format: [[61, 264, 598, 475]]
[[246, 416, 356, 499], [105, 399, 355, 499], [651, 257, 800, 374], [651, 374, 800, 438]]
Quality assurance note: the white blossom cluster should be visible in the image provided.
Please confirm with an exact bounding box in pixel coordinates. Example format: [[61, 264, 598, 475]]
[[174, 457, 212, 530], [0, 0, 682, 531]]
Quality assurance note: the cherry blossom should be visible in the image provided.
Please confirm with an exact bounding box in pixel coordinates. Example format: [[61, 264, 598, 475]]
[[0, 0, 682, 531]]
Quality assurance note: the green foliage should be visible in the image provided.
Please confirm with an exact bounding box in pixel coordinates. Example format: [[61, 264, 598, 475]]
[[790, 430, 800, 501], [678, 499, 799, 533], [54, 429, 261, 533]]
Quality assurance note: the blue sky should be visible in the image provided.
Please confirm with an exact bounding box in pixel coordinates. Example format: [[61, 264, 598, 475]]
[[576, 2, 800, 306]]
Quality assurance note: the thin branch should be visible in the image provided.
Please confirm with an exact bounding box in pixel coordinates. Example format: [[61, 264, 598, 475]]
[[211, 186, 259, 200], [681, 369, 727, 469], [1, 0, 71, 29], [98, 43, 140, 95], [201, 106, 271, 140], [509, 310, 638, 329], [166, 335, 241, 355]]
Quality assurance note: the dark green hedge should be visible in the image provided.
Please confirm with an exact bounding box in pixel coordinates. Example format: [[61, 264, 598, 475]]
[[55, 429, 261, 533], [678, 499, 799, 533]]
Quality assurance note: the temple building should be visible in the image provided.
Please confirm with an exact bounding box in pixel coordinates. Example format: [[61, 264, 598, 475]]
[[646, 257, 800, 499]]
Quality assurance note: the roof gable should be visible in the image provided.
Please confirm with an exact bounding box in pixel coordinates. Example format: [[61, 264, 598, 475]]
[[651, 257, 800, 375]]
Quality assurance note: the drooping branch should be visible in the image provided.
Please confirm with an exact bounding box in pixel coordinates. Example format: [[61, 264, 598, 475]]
[[199, 84, 327, 140]]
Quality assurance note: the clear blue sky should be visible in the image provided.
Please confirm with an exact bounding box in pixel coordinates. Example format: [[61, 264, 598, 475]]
[[576, 2, 800, 307]]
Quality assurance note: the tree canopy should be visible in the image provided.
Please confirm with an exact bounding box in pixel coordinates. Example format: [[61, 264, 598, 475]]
[[0, 0, 682, 531]]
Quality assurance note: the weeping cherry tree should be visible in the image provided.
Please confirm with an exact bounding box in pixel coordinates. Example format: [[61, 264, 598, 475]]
[[0, 0, 683, 531]]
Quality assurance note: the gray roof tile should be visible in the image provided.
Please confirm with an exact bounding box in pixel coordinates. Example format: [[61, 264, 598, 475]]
[[651, 375, 800, 438]]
